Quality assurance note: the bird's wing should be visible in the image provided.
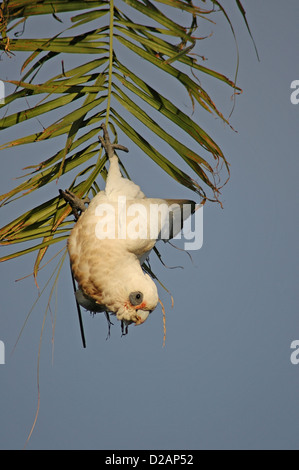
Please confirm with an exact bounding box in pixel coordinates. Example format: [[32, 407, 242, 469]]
[[119, 197, 197, 263], [139, 198, 197, 241], [162, 199, 197, 240]]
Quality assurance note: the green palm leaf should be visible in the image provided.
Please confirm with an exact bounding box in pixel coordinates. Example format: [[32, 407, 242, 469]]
[[0, 0, 256, 274]]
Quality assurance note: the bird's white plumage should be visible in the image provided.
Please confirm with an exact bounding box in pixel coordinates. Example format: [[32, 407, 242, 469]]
[[105, 155, 146, 200], [68, 150, 195, 329]]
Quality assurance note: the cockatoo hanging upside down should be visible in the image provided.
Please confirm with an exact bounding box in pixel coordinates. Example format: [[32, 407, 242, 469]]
[[63, 124, 196, 336]]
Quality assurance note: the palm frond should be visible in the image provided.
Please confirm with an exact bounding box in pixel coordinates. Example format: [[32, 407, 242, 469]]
[[0, 0, 255, 273]]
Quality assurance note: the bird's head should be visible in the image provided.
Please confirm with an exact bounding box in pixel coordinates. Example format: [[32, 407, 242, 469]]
[[116, 273, 159, 325], [76, 271, 159, 327]]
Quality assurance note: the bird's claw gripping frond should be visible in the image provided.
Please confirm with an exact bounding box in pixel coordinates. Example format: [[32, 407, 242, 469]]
[[59, 189, 90, 221], [99, 123, 129, 159]]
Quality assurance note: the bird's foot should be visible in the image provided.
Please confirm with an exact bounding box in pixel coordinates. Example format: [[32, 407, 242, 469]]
[[105, 311, 114, 340], [99, 123, 129, 160], [59, 189, 90, 220], [121, 320, 129, 337]]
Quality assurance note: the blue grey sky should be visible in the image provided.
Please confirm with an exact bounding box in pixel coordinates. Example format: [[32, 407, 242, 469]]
[[0, 0, 298, 450]]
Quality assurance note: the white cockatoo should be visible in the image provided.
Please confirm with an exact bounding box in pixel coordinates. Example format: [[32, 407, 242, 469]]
[[65, 124, 196, 335]]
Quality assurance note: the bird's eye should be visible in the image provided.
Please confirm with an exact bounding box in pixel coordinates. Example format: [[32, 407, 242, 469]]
[[129, 291, 143, 306]]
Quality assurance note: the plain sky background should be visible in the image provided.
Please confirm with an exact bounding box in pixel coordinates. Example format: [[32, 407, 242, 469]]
[[0, 0, 298, 450]]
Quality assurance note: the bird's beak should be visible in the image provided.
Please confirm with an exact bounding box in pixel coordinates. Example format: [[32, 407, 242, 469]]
[[135, 310, 151, 325]]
